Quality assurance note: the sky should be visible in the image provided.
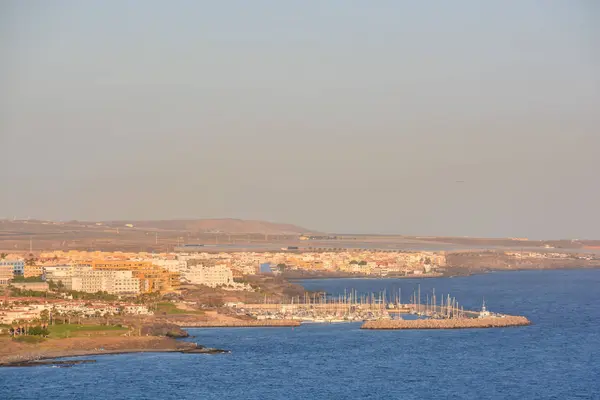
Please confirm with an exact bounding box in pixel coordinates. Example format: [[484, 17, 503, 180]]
[[1, 1, 599, 239]]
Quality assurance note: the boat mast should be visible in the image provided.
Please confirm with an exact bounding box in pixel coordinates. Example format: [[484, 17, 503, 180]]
[[418, 284, 421, 314]]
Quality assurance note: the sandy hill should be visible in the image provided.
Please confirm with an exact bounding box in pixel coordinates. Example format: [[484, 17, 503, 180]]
[[105, 219, 314, 234]]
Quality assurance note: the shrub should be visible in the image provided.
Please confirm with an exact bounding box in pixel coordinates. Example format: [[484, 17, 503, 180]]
[[13, 335, 45, 344], [28, 325, 50, 336]]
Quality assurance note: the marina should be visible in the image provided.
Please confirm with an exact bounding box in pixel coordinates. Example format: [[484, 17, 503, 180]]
[[229, 285, 528, 327]]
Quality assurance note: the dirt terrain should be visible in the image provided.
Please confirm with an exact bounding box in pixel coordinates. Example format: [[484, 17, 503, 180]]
[[176, 276, 307, 306], [2, 218, 598, 254], [157, 311, 300, 328], [405, 236, 600, 250], [0, 336, 195, 365], [444, 251, 600, 276], [0, 219, 305, 252], [108, 218, 312, 234]]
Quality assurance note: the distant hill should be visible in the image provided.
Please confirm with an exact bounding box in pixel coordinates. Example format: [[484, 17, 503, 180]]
[[104, 218, 315, 234]]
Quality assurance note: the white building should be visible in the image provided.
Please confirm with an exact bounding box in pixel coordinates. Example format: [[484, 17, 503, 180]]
[[143, 259, 186, 273], [70, 267, 141, 295], [184, 264, 233, 287], [43, 265, 75, 289]]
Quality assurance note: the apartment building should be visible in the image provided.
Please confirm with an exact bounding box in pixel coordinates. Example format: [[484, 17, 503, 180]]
[[0, 260, 24, 275], [24, 264, 44, 278], [43, 265, 75, 289], [92, 260, 179, 293], [71, 267, 141, 295], [0, 308, 40, 324], [144, 259, 186, 273], [184, 264, 233, 287]]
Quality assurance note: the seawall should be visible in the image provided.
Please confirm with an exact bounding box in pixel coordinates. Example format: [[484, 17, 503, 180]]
[[361, 316, 531, 330], [174, 319, 301, 328]]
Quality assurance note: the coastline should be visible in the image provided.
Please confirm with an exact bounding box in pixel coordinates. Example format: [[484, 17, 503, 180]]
[[288, 265, 600, 281], [0, 336, 198, 367], [0, 348, 190, 367], [1, 268, 592, 366]]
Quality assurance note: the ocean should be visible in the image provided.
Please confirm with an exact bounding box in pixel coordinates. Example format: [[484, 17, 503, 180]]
[[1, 269, 599, 399]]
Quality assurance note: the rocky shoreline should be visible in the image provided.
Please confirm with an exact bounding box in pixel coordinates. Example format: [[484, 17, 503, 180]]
[[0, 345, 231, 367], [5, 359, 98, 368], [0, 336, 229, 367], [361, 316, 531, 330], [0, 318, 297, 366]]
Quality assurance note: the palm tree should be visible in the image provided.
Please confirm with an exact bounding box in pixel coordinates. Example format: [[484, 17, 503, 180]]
[[50, 306, 58, 325], [40, 309, 50, 325]]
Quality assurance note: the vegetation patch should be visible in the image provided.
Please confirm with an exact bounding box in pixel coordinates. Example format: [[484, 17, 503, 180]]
[[11, 275, 45, 283], [156, 302, 203, 315], [48, 324, 127, 339], [12, 335, 46, 344]]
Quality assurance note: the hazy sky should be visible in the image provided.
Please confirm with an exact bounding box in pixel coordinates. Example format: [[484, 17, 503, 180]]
[[1, 1, 599, 238]]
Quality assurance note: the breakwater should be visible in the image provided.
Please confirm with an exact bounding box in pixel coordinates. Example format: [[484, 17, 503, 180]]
[[361, 316, 531, 330], [174, 319, 301, 328]]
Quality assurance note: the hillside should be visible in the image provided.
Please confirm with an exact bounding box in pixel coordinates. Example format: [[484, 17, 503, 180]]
[[0, 218, 315, 253], [104, 219, 313, 234]]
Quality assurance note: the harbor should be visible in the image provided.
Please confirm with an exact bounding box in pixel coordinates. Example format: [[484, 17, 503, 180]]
[[227, 285, 530, 328]]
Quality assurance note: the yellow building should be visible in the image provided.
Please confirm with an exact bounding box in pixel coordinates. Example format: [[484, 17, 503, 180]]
[[23, 264, 44, 278], [91, 260, 179, 293], [0, 265, 13, 285], [168, 271, 180, 290]]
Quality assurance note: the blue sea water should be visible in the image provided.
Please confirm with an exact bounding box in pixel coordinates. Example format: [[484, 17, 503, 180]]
[[1, 269, 599, 400]]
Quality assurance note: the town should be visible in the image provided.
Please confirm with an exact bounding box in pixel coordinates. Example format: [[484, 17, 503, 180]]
[[0, 248, 442, 325], [1, 246, 598, 327]]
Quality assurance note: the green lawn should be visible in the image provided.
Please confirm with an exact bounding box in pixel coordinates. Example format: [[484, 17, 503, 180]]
[[48, 324, 128, 339], [156, 302, 204, 315]]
